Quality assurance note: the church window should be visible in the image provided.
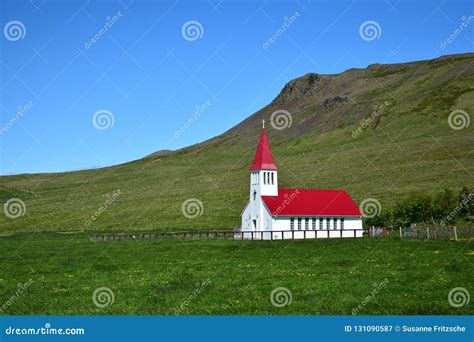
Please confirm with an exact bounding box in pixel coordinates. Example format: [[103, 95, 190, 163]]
[[326, 218, 330, 230], [290, 218, 294, 230], [319, 218, 323, 230], [253, 190, 256, 201], [312, 218, 316, 230], [271, 172, 274, 185], [298, 218, 302, 230], [305, 218, 309, 230], [333, 218, 337, 230], [341, 218, 344, 229]]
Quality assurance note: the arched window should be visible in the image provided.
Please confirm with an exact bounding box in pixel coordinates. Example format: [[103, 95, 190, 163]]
[[271, 172, 274, 185]]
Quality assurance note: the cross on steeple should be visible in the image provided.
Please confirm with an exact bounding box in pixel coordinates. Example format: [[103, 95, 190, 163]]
[[262, 119, 265, 129]]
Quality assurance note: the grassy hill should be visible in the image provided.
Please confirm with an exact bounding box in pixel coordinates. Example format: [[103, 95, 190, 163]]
[[1, 53, 473, 233]]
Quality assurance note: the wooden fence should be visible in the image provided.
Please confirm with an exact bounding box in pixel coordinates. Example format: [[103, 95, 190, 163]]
[[368, 226, 387, 238], [90, 229, 364, 242], [90, 230, 234, 242], [413, 226, 474, 240]]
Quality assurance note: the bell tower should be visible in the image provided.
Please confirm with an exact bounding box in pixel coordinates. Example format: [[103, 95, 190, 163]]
[[249, 120, 278, 199]]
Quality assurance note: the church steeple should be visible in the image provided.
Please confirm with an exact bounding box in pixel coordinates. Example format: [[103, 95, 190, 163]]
[[249, 122, 278, 197], [249, 123, 278, 171]]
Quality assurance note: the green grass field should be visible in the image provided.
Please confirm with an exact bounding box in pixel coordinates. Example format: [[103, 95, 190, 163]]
[[1, 233, 472, 315]]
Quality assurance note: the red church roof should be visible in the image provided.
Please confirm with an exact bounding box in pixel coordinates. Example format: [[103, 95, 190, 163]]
[[262, 188, 361, 217], [249, 128, 278, 170]]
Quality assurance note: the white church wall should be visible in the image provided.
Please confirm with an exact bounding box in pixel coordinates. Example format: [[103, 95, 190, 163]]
[[270, 216, 363, 239]]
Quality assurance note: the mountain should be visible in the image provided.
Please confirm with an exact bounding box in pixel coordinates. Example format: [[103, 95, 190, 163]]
[[1, 53, 473, 233]]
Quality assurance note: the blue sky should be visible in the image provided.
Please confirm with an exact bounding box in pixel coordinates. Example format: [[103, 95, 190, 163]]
[[0, 0, 472, 175]]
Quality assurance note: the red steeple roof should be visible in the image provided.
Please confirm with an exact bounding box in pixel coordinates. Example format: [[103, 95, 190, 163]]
[[249, 128, 278, 170]]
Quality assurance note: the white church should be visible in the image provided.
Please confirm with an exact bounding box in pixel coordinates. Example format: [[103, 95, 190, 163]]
[[237, 122, 363, 240]]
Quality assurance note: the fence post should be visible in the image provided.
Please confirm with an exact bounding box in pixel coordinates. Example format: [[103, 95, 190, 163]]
[[454, 226, 458, 241], [427, 228, 430, 240], [399, 226, 402, 239]]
